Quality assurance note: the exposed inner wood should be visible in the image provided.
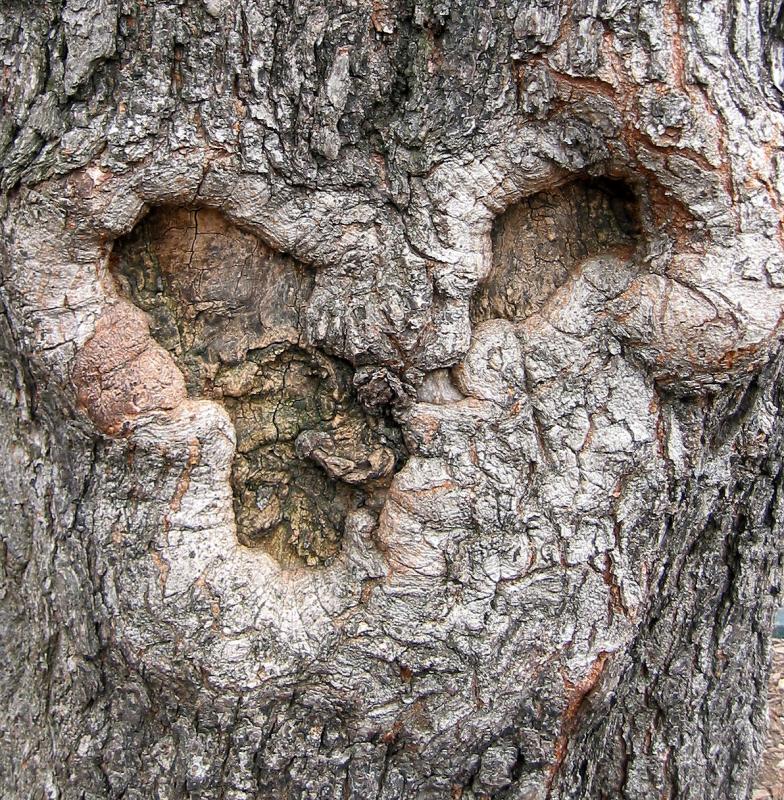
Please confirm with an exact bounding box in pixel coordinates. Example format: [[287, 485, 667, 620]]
[[110, 207, 406, 566], [472, 178, 641, 324]]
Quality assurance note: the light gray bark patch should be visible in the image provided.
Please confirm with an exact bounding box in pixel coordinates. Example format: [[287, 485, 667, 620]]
[[62, 0, 118, 96], [109, 206, 407, 566]]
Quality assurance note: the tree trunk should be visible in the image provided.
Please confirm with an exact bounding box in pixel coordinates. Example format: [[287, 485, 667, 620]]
[[2, 1, 784, 798]]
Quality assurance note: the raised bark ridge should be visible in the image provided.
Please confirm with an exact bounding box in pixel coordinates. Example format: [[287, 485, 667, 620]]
[[1, 1, 784, 799]]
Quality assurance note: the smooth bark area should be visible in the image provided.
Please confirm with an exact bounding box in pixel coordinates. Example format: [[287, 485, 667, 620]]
[[2, 1, 784, 798]]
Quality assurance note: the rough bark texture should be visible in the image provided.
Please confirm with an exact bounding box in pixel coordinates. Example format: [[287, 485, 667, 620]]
[[2, 1, 784, 798], [757, 638, 784, 798]]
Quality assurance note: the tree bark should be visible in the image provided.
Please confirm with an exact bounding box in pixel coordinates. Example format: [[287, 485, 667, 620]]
[[2, 1, 784, 798]]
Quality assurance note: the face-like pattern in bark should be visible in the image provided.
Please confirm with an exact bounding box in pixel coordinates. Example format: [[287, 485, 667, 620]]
[[4, 2, 784, 796]]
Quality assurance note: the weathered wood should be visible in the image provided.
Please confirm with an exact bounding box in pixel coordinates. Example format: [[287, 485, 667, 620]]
[[1, 1, 784, 798]]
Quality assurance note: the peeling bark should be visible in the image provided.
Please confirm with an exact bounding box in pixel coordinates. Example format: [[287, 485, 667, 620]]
[[2, 1, 784, 799]]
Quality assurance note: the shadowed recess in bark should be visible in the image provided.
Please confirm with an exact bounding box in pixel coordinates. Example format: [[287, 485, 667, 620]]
[[109, 207, 407, 566], [472, 178, 641, 323]]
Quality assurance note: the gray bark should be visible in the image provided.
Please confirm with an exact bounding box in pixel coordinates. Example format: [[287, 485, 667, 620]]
[[2, 1, 784, 798]]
